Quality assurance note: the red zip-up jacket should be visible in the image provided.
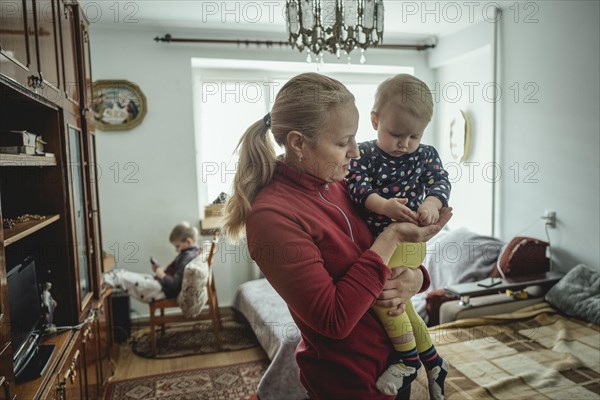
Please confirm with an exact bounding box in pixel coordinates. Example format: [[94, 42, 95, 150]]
[[246, 161, 430, 400]]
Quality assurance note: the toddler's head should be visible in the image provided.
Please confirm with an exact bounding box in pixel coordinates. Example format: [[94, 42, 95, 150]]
[[169, 222, 198, 253], [371, 74, 433, 157]]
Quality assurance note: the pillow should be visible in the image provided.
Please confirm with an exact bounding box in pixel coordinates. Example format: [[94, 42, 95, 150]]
[[490, 236, 549, 278], [545, 264, 600, 324], [177, 254, 209, 318]]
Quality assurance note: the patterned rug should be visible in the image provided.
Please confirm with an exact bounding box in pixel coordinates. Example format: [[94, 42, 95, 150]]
[[104, 360, 269, 400], [131, 315, 259, 359]]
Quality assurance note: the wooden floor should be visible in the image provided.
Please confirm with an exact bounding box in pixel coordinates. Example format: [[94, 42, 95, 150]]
[[108, 311, 268, 381], [110, 344, 267, 381]]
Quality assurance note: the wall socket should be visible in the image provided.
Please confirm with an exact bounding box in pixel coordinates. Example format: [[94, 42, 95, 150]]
[[543, 211, 556, 228]]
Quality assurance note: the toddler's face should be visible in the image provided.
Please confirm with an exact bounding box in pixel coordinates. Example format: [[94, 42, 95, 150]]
[[372, 104, 429, 157], [172, 238, 194, 253]]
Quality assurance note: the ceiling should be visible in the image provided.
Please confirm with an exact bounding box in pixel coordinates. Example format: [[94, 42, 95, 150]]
[[79, 0, 483, 41]]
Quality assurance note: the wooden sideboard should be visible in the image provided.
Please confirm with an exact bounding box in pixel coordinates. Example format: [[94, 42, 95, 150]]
[[1, 1, 114, 398]]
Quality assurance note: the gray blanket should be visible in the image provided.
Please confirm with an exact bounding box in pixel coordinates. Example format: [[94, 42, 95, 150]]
[[232, 279, 306, 400], [545, 264, 600, 324], [413, 227, 504, 322]]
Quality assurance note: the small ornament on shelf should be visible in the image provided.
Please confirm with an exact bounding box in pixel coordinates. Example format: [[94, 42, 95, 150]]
[[41, 282, 58, 333]]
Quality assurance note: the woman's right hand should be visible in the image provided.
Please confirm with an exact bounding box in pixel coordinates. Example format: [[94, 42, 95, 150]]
[[371, 207, 453, 265]]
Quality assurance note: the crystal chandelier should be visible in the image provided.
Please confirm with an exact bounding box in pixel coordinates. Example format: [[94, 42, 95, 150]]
[[286, 0, 384, 63]]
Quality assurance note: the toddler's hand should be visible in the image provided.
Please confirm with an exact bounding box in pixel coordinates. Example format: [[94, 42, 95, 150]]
[[417, 202, 440, 226], [154, 267, 166, 280], [382, 198, 418, 224]]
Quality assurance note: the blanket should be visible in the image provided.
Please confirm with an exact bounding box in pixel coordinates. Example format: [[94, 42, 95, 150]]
[[412, 302, 600, 399], [233, 279, 307, 400], [545, 264, 600, 324]]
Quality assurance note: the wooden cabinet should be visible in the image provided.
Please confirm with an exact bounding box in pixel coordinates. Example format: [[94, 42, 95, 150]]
[[57, 0, 80, 114], [35, 0, 63, 103], [65, 115, 94, 318], [0, 0, 38, 90], [81, 319, 100, 400], [0, 0, 62, 101], [0, 1, 112, 398], [94, 293, 113, 390], [0, 344, 16, 400], [40, 333, 85, 400]]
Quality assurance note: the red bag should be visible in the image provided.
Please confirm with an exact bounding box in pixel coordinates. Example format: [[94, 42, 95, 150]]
[[490, 237, 550, 278]]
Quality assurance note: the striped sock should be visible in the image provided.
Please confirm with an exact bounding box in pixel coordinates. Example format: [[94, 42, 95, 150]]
[[420, 346, 448, 400], [420, 346, 442, 369], [376, 348, 421, 395]]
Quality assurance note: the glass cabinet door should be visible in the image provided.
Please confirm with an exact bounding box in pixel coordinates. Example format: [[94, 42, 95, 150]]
[[67, 125, 91, 311]]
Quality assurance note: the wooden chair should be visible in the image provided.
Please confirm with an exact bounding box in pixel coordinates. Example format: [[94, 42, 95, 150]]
[[148, 233, 222, 355]]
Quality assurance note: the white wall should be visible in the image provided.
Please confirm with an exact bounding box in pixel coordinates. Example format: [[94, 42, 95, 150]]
[[89, 25, 431, 317], [496, 1, 599, 271], [91, 28, 201, 318], [427, 1, 599, 272], [429, 21, 495, 236]]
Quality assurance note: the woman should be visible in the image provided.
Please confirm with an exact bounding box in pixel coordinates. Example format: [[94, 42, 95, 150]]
[[224, 73, 452, 400]]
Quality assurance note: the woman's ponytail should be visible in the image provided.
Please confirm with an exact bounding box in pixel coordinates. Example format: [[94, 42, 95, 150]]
[[222, 119, 275, 242]]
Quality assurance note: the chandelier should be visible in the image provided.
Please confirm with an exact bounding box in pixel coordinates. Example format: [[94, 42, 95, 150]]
[[286, 0, 384, 63]]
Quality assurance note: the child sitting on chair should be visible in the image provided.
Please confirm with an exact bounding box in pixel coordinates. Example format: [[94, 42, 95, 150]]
[[103, 222, 199, 303], [346, 74, 451, 399]]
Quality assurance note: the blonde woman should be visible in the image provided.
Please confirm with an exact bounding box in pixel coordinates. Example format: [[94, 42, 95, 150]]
[[224, 73, 452, 400]]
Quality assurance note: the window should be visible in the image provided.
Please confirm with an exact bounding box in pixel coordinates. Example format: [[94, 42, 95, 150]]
[[192, 59, 413, 207]]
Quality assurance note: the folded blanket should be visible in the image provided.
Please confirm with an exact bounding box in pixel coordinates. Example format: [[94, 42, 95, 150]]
[[545, 264, 600, 324]]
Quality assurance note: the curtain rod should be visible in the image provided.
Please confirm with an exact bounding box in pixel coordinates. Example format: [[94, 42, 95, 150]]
[[153, 34, 435, 51]]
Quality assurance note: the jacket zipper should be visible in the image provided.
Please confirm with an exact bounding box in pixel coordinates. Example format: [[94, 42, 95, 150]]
[[319, 183, 355, 242]]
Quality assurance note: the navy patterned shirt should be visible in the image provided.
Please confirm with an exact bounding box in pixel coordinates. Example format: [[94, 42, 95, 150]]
[[346, 141, 451, 235]]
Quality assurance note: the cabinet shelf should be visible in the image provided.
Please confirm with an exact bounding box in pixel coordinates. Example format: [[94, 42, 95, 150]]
[[0, 153, 57, 166], [3, 214, 60, 247]]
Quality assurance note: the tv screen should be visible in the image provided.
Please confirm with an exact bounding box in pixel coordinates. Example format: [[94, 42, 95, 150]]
[[6, 257, 43, 372]]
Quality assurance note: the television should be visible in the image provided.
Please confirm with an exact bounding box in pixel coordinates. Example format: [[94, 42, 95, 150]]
[[6, 257, 54, 382]]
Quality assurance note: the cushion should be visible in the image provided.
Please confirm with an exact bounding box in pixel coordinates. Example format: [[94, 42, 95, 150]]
[[545, 264, 600, 324], [490, 236, 549, 278], [177, 254, 209, 318]]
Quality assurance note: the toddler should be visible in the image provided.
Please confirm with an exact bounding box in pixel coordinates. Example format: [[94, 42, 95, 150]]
[[103, 222, 199, 303], [347, 74, 451, 399]]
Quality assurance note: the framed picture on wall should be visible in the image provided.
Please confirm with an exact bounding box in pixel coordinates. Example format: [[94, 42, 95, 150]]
[[92, 80, 147, 131]]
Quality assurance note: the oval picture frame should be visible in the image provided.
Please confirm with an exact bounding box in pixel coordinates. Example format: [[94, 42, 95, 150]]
[[449, 109, 472, 162], [92, 80, 147, 131]]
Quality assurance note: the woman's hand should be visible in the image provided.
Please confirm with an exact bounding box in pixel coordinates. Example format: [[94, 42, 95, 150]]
[[390, 206, 452, 243], [371, 207, 453, 264], [375, 267, 424, 315], [371, 207, 453, 315]]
